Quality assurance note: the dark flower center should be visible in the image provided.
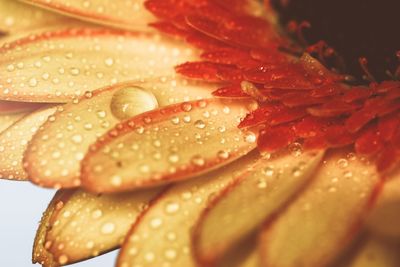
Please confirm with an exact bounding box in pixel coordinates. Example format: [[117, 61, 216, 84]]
[[272, 0, 400, 82]]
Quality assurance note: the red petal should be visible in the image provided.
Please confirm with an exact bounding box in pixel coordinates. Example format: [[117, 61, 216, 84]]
[[377, 147, 399, 173], [212, 84, 250, 98], [325, 125, 358, 147], [342, 87, 373, 103], [378, 114, 400, 142], [238, 104, 284, 128], [355, 125, 384, 155], [257, 126, 296, 152]]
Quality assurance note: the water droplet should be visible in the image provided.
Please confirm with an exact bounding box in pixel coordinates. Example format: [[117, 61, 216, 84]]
[[263, 166, 274, 177], [58, 255, 69, 265], [28, 78, 38, 87], [194, 120, 206, 129], [145, 252, 155, 262], [91, 209, 103, 219], [181, 102, 192, 112], [71, 134, 83, 144], [170, 116, 180, 125], [104, 57, 114, 67], [110, 86, 158, 120], [257, 178, 268, 189], [69, 67, 80, 76], [86, 241, 95, 249], [191, 155, 205, 166], [165, 202, 180, 214], [164, 249, 177, 261], [101, 222, 115, 234], [217, 150, 230, 159], [337, 158, 349, 168], [150, 218, 163, 229], [111, 175, 122, 186], [244, 132, 256, 143], [168, 153, 180, 163]]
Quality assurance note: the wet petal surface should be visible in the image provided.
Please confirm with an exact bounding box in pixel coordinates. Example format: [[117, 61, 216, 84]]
[[24, 79, 213, 188], [82, 98, 257, 193], [33, 187, 161, 266], [0, 27, 197, 102], [118, 152, 259, 267], [259, 149, 381, 267], [0, 105, 56, 180], [22, 0, 156, 31], [192, 149, 324, 265], [0, 0, 70, 34]]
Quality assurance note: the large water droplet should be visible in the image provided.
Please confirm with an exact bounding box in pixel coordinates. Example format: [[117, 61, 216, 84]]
[[110, 86, 158, 120]]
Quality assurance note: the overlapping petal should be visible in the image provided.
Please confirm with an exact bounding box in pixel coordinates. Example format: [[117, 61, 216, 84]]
[[81, 98, 258, 192], [33, 188, 161, 266], [192, 149, 324, 265], [0, 104, 57, 180], [0, 27, 198, 102], [24, 78, 213, 188], [259, 149, 382, 267], [117, 152, 259, 267], [21, 0, 156, 31]]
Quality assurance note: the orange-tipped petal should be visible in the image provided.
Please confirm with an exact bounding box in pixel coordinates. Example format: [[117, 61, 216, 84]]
[[33, 190, 69, 267], [0, 104, 57, 180], [192, 149, 324, 266], [33, 187, 161, 266], [82, 98, 258, 193], [367, 171, 400, 239], [0, 0, 70, 34], [21, 0, 156, 31], [0, 27, 198, 102], [24, 79, 213, 188], [117, 152, 259, 267], [259, 149, 382, 267]]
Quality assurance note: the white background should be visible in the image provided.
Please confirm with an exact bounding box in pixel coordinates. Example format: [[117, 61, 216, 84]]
[[0, 180, 117, 266]]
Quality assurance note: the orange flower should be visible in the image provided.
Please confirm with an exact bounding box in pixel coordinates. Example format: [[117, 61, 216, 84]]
[[0, 0, 399, 266]]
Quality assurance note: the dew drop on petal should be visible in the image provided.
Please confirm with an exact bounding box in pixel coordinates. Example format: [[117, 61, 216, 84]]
[[58, 255, 68, 265], [110, 86, 158, 120], [101, 222, 115, 234]]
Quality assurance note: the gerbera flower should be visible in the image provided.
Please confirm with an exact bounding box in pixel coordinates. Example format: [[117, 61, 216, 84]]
[[0, 0, 399, 266]]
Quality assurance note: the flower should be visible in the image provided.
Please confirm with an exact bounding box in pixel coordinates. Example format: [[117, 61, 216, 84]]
[[0, 0, 399, 267]]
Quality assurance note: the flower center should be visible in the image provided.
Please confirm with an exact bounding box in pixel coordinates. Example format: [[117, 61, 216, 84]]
[[272, 0, 400, 82]]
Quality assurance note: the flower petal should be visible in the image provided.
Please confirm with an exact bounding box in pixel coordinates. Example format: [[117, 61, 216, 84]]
[[0, 104, 57, 180], [33, 189, 68, 267], [367, 171, 400, 239], [33, 187, 161, 266], [0, 0, 70, 34], [21, 0, 156, 31], [0, 27, 198, 102], [117, 152, 259, 267], [24, 79, 213, 188], [81, 98, 257, 193], [259, 149, 382, 267], [192, 149, 324, 265]]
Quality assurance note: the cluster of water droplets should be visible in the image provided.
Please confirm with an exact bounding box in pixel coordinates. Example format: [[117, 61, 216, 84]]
[[36, 188, 159, 265], [0, 27, 195, 102], [85, 98, 257, 191], [118, 153, 254, 267]]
